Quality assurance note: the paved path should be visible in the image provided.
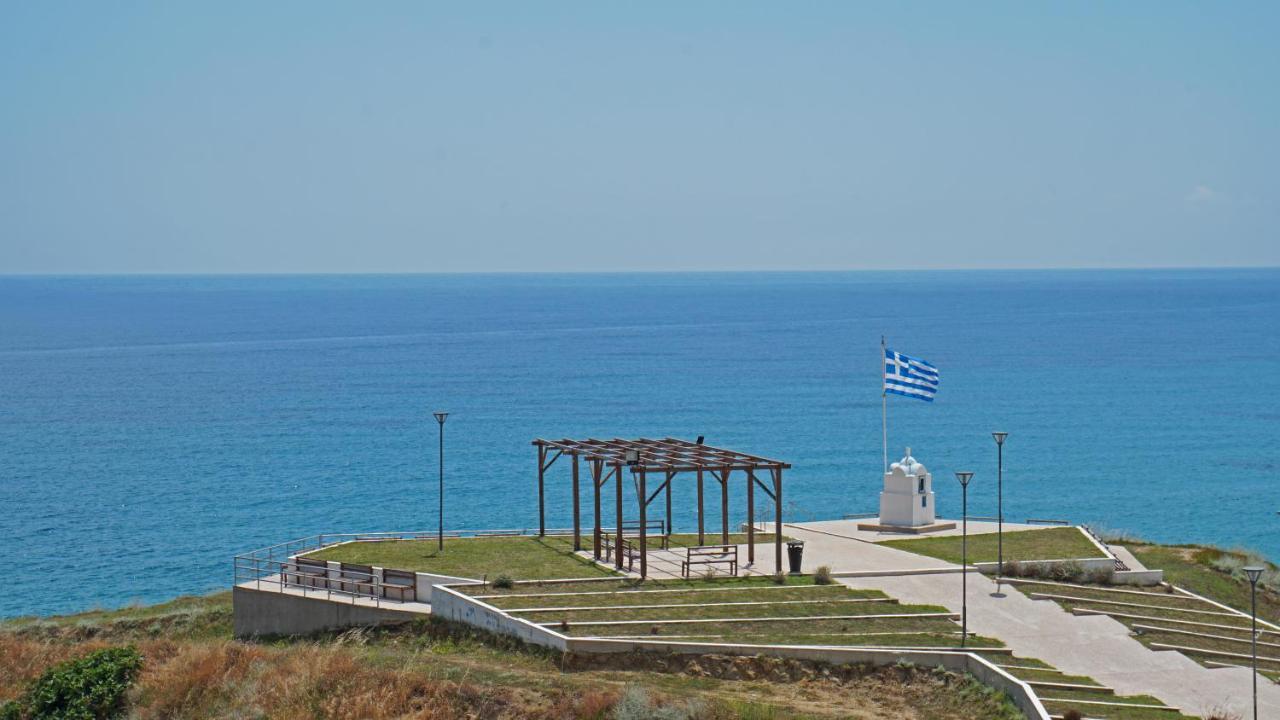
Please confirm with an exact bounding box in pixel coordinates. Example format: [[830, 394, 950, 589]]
[[601, 519, 1280, 716], [840, 571, 1280, 717], [763, 518, 1280, 718]]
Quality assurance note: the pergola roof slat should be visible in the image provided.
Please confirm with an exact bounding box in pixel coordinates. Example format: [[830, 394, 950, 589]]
[[531, 437, 790, 471]]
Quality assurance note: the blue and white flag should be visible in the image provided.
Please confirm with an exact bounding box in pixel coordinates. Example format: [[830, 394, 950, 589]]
[[884, 349, 939, 402]]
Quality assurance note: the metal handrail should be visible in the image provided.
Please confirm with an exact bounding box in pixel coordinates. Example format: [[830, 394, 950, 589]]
[[233, 555, 402, 607], [231, 527, 586, 604]]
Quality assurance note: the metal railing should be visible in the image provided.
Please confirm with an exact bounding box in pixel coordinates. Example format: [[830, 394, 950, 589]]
[[232, 527, 584, 604], [1079, 524, 1128, 571], [233, 554, 399, 607], [1026, 518, 1070, 526]]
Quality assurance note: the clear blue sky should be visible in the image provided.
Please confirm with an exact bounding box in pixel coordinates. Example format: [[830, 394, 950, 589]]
[[2, 2, 1276, 273]]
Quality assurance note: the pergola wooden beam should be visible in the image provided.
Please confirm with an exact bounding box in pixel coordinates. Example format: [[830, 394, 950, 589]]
[[533, 437, 790, 578]]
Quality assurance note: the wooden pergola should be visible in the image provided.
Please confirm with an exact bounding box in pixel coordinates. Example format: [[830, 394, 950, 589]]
[[532, 437, 791, 578]]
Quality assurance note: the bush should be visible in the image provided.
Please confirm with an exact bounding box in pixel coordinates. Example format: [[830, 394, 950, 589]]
[[1061, 710, 1083, 720], [770, 572, 787, 585], [492, 574, 514, 589], [813, 566, 833, 585], [610, 686, 701, 720], [1050, 560, 1084, 582], [3, 646, 143, 720]]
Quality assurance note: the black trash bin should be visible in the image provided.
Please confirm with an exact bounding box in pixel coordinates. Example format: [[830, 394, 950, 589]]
[[786, 540, 805, 574]]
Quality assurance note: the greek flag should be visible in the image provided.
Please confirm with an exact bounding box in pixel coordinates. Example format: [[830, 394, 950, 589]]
[[884, 349, 939, 402]]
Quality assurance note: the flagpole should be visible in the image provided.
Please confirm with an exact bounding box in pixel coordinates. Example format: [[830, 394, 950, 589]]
[[881, 336, 888, 472]]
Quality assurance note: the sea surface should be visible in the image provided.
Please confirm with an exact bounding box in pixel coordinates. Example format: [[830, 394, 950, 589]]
[[2, 270, 1278, 618]]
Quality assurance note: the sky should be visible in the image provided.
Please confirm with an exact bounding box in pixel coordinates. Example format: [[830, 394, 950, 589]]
[[1, 2, 1277, 273]]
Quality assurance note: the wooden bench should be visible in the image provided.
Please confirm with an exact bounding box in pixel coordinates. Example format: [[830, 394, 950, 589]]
[[602, 520, 669, 550], [382, 568, 417, 602], [601, 534, 641, 572], [682, 544, 738, 578], [284, 556, 330, 589], [336, 562, 378, 596]]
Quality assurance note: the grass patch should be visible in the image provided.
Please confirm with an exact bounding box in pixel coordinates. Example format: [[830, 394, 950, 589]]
[[305, 535, 616, 580], [462, 574, 820, 596], [881, 527, 1105, 565], [519, 599, 930, 625], [564, 615, 966, 638], [1127, 542, 1280, 624], [485, 584, 870, 610], [1, 593, 232, 641]]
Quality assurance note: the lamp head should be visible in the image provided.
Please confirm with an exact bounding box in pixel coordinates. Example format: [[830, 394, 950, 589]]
[[624, 449, 640, 466], [955, 471, 974, 487], [695, 435, 705, 445], [433, 411, 449, 425], [992, 432, 1008, 446], [1244, 566, 1265, 585]]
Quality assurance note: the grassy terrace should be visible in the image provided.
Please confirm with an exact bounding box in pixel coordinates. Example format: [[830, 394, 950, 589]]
[[467, 575, 1194, 718], [1011, 577, 1280, 679], [1127, 542, 1280, 624], [990, 657, 1196, 719], [470, 575, 975, 648], [880, 526, 1105, 565], [305, 535, 616, 580], [305, 533, 787, 581]]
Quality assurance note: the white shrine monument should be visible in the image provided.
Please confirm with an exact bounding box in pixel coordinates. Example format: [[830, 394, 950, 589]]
[[857, 448, 957, 534]]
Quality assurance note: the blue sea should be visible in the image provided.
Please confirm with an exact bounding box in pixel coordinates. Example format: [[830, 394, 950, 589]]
[[2, 270, 1278, 618]]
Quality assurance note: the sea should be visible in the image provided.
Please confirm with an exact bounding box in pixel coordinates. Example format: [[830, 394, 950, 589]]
[[2, 270, 1278, 619]]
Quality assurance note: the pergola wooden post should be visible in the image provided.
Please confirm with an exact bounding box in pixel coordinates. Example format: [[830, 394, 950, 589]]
[[532, 438, 790, 579], [571, 454, 581, 551], [696, 468, 705, 545], [591, 460, 603, 559], [638, 467, 648, 578], [746, 468, 755, 564], [664, 471, 673, 538], [720, 468, 730, 544], [614, 462, 624, 569], [770, 469, 785, 572], [537, 445, 545, 536]]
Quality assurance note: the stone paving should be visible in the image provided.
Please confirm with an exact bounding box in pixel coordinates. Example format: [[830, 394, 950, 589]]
[[782, 519, 1280, 719]]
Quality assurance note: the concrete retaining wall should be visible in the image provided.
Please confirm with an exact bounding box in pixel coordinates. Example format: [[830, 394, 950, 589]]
[[975, 557, 1115, 577], [430, 584, 568, 651], [1111, 569, 1164, 586], [436, 587, 1049, 719], [414, 572, 479, 602], [232, 586, 422, 638]]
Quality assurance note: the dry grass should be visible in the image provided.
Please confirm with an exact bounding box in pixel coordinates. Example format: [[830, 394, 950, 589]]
[[0, 597, 1025, 720]]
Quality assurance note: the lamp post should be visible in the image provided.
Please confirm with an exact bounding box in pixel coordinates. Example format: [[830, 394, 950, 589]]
[[955, 471, 974, 647], [1245, 565, 1265, 720], [434, 411, 449, 552], [992, 432, 1008, 583]]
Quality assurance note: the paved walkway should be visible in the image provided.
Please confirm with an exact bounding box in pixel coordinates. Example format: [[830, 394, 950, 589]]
[[768, 519, 1278, 718], [841, 571, 1280, 718]]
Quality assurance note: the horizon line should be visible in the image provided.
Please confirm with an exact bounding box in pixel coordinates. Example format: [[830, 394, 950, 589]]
[[2, 263, 1278, 278]]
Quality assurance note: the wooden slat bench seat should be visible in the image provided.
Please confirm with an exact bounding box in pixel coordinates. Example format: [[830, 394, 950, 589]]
[[382, 568, 417, 601], [601, 534, 642, 572], [682, 544, 738, 578], [336, 562, 377, 596], [284, 556, 330, 589]]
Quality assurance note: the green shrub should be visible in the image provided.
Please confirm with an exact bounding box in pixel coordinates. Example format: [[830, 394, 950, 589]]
[[813, 566, 833, 585], [4, 646, 142, 720], [770, 572, 787, 585], [610, 686, 702, 720], [492, 574, 514, 589]]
